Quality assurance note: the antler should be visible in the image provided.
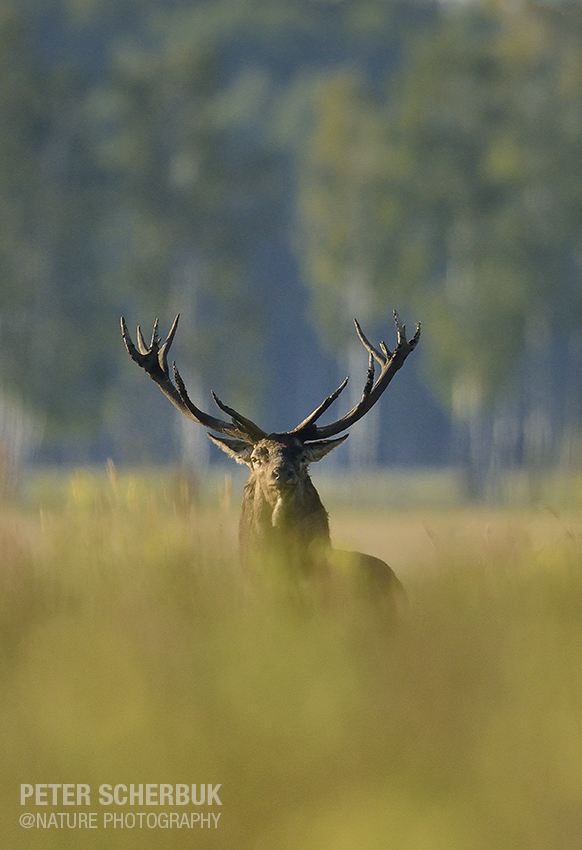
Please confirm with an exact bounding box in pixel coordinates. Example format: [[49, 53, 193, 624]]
[[121, 311, 419, 445], [287, 311, 421, 441], [120, 315, 266, 442]]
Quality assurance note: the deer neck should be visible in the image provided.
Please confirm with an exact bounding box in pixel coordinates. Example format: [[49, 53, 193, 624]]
[[239, 472, 331, 568]]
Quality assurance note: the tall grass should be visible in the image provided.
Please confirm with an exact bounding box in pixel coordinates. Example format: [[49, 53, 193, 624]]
[[2, 468, 582, 848]]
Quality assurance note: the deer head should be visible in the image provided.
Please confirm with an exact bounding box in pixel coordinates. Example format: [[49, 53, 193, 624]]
[[121, 311, 420, 571]]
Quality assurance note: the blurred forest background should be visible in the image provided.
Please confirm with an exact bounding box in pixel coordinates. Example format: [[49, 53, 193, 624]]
[[1, 0, 582, 498]]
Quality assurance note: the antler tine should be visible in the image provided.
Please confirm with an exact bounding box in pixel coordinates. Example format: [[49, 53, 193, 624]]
[[150, 317, 160, 349], [354, 318, 384, 366], [362, 352, 375, 400], [211, 392, 266, 441], [379, 340, 392, 359], [172, 364, 258, 440], [393, 309, 404, 339], [393, 308, 421, 348], [289, 311, 421, 441], [121, 316, 140, 362], [159, 313, 180, 375], [136, 324, 149, 356], [289, 375, 349, 435]]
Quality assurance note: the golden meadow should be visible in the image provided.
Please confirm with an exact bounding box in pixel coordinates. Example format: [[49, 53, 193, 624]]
[[2, 466, 582, 849]]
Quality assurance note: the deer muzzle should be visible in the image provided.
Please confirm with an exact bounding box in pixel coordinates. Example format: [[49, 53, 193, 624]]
[[270, 465, 298, 488]]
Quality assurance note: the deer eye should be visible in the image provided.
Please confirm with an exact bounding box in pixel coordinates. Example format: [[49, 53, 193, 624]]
[[251, 448, 268, 464]]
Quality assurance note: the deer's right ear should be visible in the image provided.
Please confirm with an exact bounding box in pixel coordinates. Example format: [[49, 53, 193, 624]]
[[207, 433, 254, 465]]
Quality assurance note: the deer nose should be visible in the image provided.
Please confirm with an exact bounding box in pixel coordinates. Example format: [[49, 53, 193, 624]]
[[272, 466, 296, 485]]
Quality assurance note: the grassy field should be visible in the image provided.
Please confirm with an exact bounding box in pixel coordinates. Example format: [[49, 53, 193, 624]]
[[2, 467, 582, 848]]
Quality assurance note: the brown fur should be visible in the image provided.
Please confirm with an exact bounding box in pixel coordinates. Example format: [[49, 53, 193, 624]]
[[211, 433, 405, 609]]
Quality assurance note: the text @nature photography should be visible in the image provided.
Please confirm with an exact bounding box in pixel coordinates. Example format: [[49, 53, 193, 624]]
[[19, 783, 222, 830]]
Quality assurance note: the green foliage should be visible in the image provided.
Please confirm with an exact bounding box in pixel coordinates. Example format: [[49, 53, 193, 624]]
[[293, 71, 403, 347], [293, 1, 582, 416], [0, 0, 433, 445], [4, 0, 582, 453], [381, 0, 582, 410], [0, 0, 285, 437], [3, 472, 582, 846], [0, 2, 132, 436]]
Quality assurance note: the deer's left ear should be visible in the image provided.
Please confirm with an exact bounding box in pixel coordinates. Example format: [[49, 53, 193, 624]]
[[207, 434, 254, 465], [304, 434, 348, 463]]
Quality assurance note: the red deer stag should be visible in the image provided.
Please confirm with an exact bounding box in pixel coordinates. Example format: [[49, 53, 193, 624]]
[[121, 312, 420, 608]]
